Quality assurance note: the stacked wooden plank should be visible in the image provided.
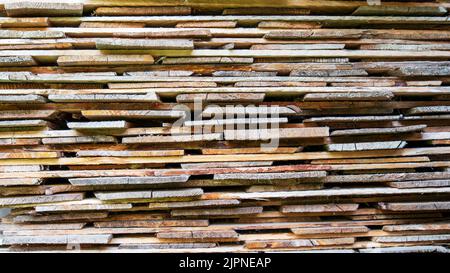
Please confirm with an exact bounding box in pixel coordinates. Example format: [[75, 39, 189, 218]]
[[0, 0, 449, 253]]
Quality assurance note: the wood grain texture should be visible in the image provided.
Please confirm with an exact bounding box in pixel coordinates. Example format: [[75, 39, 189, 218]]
[[0, 0, 448, 253]]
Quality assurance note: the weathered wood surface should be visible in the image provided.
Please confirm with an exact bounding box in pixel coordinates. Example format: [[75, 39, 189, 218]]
[[69, 175, 190, 186], [57, 55, 155, 66], [224, 127, 330, 140], [0, 193, 84, 208], [352, 6, 447, 16], [303, 91, 394, 101], [177, 92, 265, 103], [214, 171, 327, 181], [379, 202, 450, 211], [0, 0, 449, 253], [171, 207, 263, 217], [96, 39, 194, 50], [67, 121, 129, 131], [4, 2, 84, 17], [48, 93, 160, 102], [94, 7, 192, 16], [35, 199, 132, 212], [331, 125, 426, 136], [0, 234, 112, 245], [281, 204, 359, 213]]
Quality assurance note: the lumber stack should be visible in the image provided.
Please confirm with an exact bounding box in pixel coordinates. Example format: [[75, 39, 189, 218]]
[[0, 0, 449, 253]]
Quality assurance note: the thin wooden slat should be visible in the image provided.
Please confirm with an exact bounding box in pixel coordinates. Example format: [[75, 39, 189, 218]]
[[94, 6, 192, 16], [4, 2, 83, 17], [69, 175, 190, 186], [95, 39, 194, 50], [0, 0, 449, 254], [0, 193, 84, 208], [94, 188, 204, 202]]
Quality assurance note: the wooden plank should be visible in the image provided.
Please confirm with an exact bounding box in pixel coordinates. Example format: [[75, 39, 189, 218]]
[[4, 2, 83, 17], [79, 22, 146, 28], [257, 21, 321, 29], [352, 6, 447, 16], [48, 93, 160, 102], [214, 171, 327, 181], [331, 125, 426, 136], [201, 187, 450, 201], [94, 219, 208, 228], [0, 178, 42, 186], [360, 246, 449, 253], [1, 148, 450, 167], [291, 226, 369, 235], [303, 91, 394, 101], [224, 127, 329, 140], [124, 70, 193, 77], [69, 175, 190, 186], [67, 121, 129, 131], [382, 223, 450, 232], [184, 117, 287, 127], [94, 6, 192, 16], [372, 234, 450, 243], [246, 184, 322, 192], [0, 110, 57, 120], [96, 38, 194, 50], [123, 133, 223, 144], [264, 29, 450, 41], [202, 147, 299, 155], [0, 193, 84, 208], [14, 212, 108, 223], [387, 180, 450, 189], [0, 17, 49, 28], [223, 8, 310, 15], [76, 150, 184, 157], [109, 82, 217, 89], [379, 202, 450, 211], [0, 94, 46, 104], [0, 223, 86, 231], [312, 156, 430, 165], [57, 55, 154, 66], [408, 106, 450, 115], [42, 136, 117, 145], [0, 119, 48, 128], [281, 204, 359, 213], [0, 152, 59, 159], [148, 199, 240, 210], [181, 161, 272, 169], [119, 243, 216, 250], [94, 188, 204, 202], [176, 92, 265, 103], [252, 44, 343, 50], [245, 237, 355, 249], [291, 70, 368, 77], [326, 141, 407, 152], [35, 199, 132, 212], [0, 235, 112, 245], [81, 110, 185, 120], [162, 57, 253, 64], [176, 21, 237, 28], [0, 0, 449, 253], [171, 207, 263, 217], [202, 106, 296, 117], [157, 230, 238, 240], [304, 115, 402, 123], [5, 49, 450, 59], [361, 44, 450, 51], [0, 56, 36, 67]]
